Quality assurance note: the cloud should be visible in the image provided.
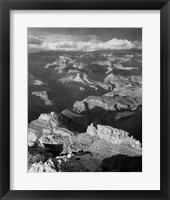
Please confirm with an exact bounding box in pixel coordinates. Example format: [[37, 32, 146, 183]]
[[28, 35, 43, 45], [28, 35, 142, 52], [48, 38, 141, 51], [41, 34, 100, 43]]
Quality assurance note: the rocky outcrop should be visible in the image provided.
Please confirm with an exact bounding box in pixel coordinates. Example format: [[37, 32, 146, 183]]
[[60, 71, 112, 91], [71, 124, 141, 160], [44, 55, 75, 73], [32, 91, 53, 105], [104, 84, 141, 99], [73, 94, 141, 114], [28, 159, 57, 172], [28, 112, 59, 144], [28, 113, 142, 172], [72, 73, 142, 114], [104, 73, 141, 88]]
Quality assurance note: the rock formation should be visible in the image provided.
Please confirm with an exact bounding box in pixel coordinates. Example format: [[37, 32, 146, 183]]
[[32, 91, 53, 105], [73, 93, 141, 113], [28, 49, 142, 172], [28, 112, 142, 172]]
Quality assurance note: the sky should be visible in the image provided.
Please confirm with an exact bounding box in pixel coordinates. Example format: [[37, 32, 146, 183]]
[[28, 28, 142, 52]]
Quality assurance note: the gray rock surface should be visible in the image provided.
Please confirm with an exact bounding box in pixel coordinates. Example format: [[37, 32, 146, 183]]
[[28, 113, 142, 172]]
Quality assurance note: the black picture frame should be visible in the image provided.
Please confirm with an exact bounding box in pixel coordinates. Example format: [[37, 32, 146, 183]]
[[0, 0, 169, 199]]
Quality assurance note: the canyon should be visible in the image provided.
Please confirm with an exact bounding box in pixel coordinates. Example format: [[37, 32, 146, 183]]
[[28, 49, 142, 172]]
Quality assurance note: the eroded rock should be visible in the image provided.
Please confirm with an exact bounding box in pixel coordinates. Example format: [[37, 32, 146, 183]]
[[28, 113, 142, 172]]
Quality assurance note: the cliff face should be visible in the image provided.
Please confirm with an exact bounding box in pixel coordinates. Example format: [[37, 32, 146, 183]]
[[28, 112, 142, 172]]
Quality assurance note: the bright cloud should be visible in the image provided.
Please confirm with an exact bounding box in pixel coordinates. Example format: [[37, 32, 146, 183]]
[[28, 35, 142, 52]]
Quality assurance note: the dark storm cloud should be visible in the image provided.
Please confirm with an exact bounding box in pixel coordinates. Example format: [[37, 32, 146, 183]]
[[28, 28, 142, 42]]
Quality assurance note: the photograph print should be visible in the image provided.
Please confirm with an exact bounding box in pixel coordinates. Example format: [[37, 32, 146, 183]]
[[28, 28, 142, 172]]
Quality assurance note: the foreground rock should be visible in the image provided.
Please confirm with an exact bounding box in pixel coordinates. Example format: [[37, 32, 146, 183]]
[[28, 159, 57, 172], [28, 112, 142, 172], [71, 124, 141, 160], [28, 112, 61, 146]]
